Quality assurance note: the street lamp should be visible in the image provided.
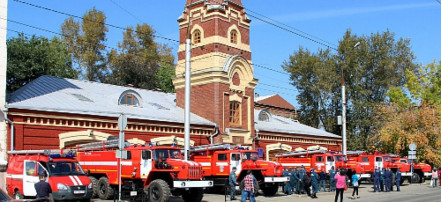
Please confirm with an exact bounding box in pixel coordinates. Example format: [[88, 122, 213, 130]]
[[342, 41, 360, 155]]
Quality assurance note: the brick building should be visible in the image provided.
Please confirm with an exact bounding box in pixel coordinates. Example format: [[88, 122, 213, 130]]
[[1, 0, 341, 163]]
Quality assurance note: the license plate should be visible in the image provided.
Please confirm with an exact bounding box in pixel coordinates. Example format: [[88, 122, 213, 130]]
[[130, 191, 137, 196], [74, 190, 85, 194]]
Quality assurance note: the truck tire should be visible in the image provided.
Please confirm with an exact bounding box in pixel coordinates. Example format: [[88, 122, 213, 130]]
[[262, 183, 279, 196], [182, 188, 203, 202], [88, 176, 98, 198], [148, 179, 171, 202], [12, 190, 24, 199], [411, 173, 420, 183], [97, 176, 114, 200]]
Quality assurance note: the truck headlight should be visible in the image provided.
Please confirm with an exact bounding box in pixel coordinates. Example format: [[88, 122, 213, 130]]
[[57, 183, 68, 191], [88, 183, 93, 189]]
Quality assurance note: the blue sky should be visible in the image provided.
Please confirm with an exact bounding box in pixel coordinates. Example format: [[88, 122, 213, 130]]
[[5, 0, 441, 108]]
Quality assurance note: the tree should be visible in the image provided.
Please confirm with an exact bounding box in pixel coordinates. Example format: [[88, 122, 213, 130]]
[[373, 61, 441, 166], [6, 34, 78, 93], [106, 24, 175, 92], [282, 30, 418, 150], [61, 8, 108, 82]]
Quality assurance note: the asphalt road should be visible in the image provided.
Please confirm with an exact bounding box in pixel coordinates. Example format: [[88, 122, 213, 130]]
[[95, 182, 441, 202]]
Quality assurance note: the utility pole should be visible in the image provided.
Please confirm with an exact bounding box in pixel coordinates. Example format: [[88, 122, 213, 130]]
[[0, 0, 8, 189], [183, 37, 191, 161]]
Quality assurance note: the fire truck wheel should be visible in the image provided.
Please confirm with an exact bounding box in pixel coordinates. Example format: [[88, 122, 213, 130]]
[[88, 176, 98, 198], [262, 183, 279, 196], [148, 179, 171, 202], [411, 173, 420, 183], [12, 190, 24, 199], [182, 188, 204, 202], [97, 177, 114, 200]]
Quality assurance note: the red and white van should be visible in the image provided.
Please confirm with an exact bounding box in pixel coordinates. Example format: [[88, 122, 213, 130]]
[[4, 150, 92, 201]]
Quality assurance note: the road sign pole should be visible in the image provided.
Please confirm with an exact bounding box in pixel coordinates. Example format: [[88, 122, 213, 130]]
[[117, 114, 127, 202]]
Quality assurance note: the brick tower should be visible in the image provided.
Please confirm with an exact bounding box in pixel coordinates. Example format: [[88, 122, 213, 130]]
[[173, 0, 258, 146]]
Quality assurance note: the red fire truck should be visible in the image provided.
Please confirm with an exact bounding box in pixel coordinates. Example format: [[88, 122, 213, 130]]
[[4, 150, 93, 201], [75, 140, 213, 202], [275, 149, 366, 178], [390, 155, 432, 183], [188, 144, 289, 196]]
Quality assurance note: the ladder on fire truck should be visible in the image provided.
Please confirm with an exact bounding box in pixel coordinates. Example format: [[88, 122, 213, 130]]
[[345, 151, 366, 155], [75, 139, 130, 151], [8, 149, 76, 156], [275, 149, 327, 158], [189, 144, 231, 153]]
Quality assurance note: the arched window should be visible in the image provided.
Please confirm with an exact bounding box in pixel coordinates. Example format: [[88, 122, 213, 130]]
[[258, 110, 271, 122], [230, 30, 238, 44], [193, 30, 201, 44], [119, 93, 140, 106]]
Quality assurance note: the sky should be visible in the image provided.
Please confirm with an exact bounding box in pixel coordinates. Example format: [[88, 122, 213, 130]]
[[4, 0, 441, 108]]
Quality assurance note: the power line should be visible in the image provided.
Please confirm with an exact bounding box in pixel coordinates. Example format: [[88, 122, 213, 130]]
[[12, 0, 180, 44], [108, 0, 143, 23]]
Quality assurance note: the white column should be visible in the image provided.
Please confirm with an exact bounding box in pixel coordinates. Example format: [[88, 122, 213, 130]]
[[184, 38, 191, 161], [0, 0, 8, 190]]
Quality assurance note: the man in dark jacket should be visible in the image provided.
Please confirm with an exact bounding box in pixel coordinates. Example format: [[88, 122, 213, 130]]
[[319, 169, 327, 192], [229, 167, 238, 200], [384, 168, 392, 192], [298, 166, 306, 195], [34, 173, 52, 202], [310, 168, 319, 198], [396, 168, 402, 192], [329, 166, 336, 192], [283, 167, 291, 195]]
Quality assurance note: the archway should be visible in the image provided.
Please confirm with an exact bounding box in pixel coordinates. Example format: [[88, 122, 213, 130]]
[[58, 130, 113, 148], [266, 143, 292, 161]]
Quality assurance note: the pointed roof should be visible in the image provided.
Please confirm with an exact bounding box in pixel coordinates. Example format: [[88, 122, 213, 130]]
[[255, 94, 296, 110]]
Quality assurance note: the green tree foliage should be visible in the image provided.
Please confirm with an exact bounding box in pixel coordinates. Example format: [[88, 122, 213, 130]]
[[6, 34, 78, 93], [106, 24, 175, 92], [61, 8, 108, 82], [282, 30, 418, 150]]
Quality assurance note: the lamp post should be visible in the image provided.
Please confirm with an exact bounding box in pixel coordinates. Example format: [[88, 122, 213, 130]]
[[342, 41, 360, 155]]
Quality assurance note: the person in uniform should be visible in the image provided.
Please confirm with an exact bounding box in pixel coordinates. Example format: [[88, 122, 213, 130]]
[[229, 167, 238, 200], [289, 167, 296, 194], [283, 167, 291, 195], [34, 173, 52, 202], [293, 167, 299, 194], [298, 166, 306, 195], [384, 168, 391, 192], [380, 168, 385, 192], [310, 168, 318, 198], [319, 168, 327, 192], [329, 166, 336, 192], [396, 168, 402, 191], [373, 167, 380, 192]]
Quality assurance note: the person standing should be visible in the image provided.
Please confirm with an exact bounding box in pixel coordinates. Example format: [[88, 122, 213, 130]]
[[373, 167, 380, 192], [384, 168, 391, 192], [34, 173, 52, 202], [380, 168, 385, 192], [432, 169, 438, 188], [229, 167, 238, 200], [289, 167, 296, 194], [310, 168, 319, 198], [298, 166, 306, 195], [351, 173, 360, 199], [396, 169, 402, 192], [293, 167, 299, 194], [241, 170, 256, 202], [330, 166, 336, 192], [334, 170, 346, 202], [283, 167, 291, 195], [319, 169, 327, 192]]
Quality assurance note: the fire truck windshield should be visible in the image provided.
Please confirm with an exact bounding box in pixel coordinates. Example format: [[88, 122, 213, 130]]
[[335, 155, 347, 162], [154, 149, 182, 159], [47, 162, 86, 176], [242, 152, 258, 160]]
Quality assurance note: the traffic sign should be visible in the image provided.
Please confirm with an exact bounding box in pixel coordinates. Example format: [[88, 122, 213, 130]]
[[118, 114, 128, 131], [408, 155, 417, 160], [408, 151, 416, 155], [409, 143, 416, 151]]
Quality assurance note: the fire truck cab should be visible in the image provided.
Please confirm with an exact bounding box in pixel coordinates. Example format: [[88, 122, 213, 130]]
[[75, 140, 212, 202], [189, 144, 288, 196], [4, 150, 92, 201]]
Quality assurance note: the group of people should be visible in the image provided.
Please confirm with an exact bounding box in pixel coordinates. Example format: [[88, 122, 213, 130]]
[[373, 167, 402, 192], [282, 165, 320, 198]]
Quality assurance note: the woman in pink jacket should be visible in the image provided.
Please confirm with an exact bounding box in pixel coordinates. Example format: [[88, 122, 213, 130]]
[[334, 170, 347, 202]]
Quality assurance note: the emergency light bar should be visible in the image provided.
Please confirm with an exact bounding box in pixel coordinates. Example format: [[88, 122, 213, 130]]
[[275, 149, 327, 158]]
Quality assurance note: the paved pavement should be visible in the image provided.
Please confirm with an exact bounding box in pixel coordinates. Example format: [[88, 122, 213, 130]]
[[96, 182, 441, 202]]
